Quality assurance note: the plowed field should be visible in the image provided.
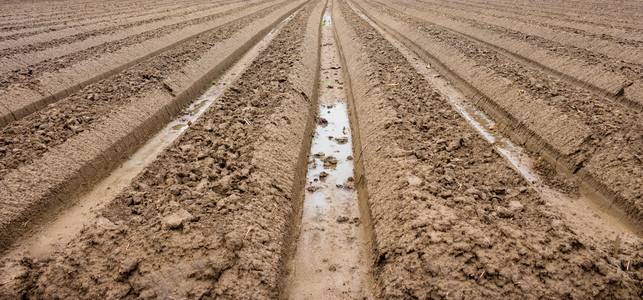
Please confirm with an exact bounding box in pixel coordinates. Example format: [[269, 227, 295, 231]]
[[1, 0, 641, 299]]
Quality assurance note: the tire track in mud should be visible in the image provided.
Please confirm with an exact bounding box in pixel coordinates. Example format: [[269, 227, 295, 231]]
[[333, 0, 641, 297], [0, 0, 280, 127], [0, 1, 322, 298], [0, 0, 308, 254], [368, 0, 643, 110], [354, 0, 643, 229]]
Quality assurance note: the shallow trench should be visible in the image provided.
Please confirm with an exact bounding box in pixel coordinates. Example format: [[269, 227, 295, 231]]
[[348, 0, 641, 244], [3, 10, 299, 259], [286, 4, 374, 299]]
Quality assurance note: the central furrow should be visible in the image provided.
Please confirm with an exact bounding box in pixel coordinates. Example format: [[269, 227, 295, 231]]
[[288, 4, 373, 299]]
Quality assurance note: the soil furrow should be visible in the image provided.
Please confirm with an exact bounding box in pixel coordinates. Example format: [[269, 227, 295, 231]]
[[415, 0, 643, 44], [0, 0, 262, 70], [5, 0, 298, 265], [0, 0, 281, 128], [0, 1, 284, 169], [482, 0, 643, 20], [401, 0, 643, 63], [334, 0, 641, 297], [0, 0, 640, 297], [0, 4, 184, 40], [0, 2, 287, 173], [0, 0, 181, 29], [462, 3, 643, 43], [453, 0, 643, 30], [286, 1, 373, 298], [366, 0, 640, 262], [0, 1, 322, 298], [368, 0, 643, 109], [0, 0, 308, 254], [0, 0, 242, 54], [0, 0, 208, 23], [0, 0, 228, 44], [354, 0, 643, 230], [0, 3, 169, 33]]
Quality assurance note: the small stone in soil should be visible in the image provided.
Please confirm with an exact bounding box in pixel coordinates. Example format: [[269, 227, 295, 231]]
[[319, 171, 329, 178]]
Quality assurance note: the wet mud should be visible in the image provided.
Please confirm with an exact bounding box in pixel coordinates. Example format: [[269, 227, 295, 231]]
[[334, 0, 641, 297], [288, 4, 373, 298], [0, 0, 641, 298]]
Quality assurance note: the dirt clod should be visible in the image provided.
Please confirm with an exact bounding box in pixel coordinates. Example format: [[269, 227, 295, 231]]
[[314, 152, 325, 158], [335, 136, 348, 144], [162, 208, 195, 230], [317, 116, 328, 126], [323, 156, 338, 167]]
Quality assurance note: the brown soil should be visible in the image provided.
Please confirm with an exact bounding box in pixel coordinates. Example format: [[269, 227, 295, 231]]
[[354, 0, 643, 230], [0, 0, 285, 176], [0, 0, 281, 127], [0, 0, 307, 252], [1, 1, 321, 298], [333, 0, 641, 297], [0, 1, 206, 40], [286, 2, 373, 298], [0, 0, 240, 51], [369, 0, 643, 108], [0, 0, 641, 298]]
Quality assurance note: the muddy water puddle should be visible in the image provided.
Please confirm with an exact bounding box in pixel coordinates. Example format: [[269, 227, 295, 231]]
[[290, 104, 371, 299], [8, 12, 299, 259], [351, 1, 641, 243], [321, 10, 332, 27], [305, 103, 354, 211], [288, 4, 373, 299]]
